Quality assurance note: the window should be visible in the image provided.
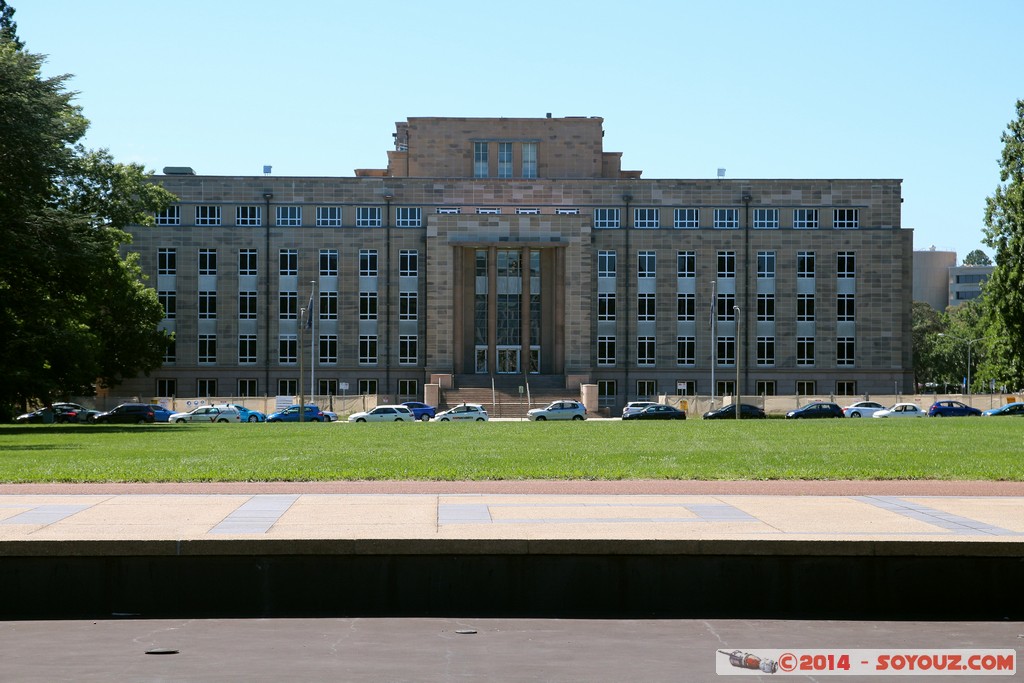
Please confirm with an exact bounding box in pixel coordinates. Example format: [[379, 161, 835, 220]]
[[756, 380, 776, 396], [359, 335, 377, 364], [158, 248, 176, 275], [199, 249, 217, 276], [674, 208, 699, 229], [797, 251, 816, 278], [637, 251, 656, 278], [280, 291, 298, 319], [236, 205, 261, 226], [359, 292, 378, 320], [598, 293, 616, 321], [319, 249, 338, 276], [717, 251, 736, 278], [598, 380, 617, 407], [636, 380, 657, 398], [837, 294, 855, 322], [833, 208, 859, 229], [238, 335, 257, 364], [399, 250, 418, 277], [757, 336, 775, 366], [797, 337, 815, 366], [597, 336, 616, 366], [793, 209, 818, 229], [358, 379, 377, 395], [399, 291, 418, 320], [198, 334, 217, 364], [239, 249, 258, 276], [676, 293, 695, 321], [319, 335, 338, 364], [717, 380, 735, 396], [757, 251, 776, 278], [195, 205, 221, 226], [276, 206, 301, 226], [473, 141, 489, 177], [797, 294, 815, 322], [796, 380, 816, 395], [163, 338, 176, 363], [316, 206, 343, 227], [637, 293, 656, 321], [837, 251, 856, 278], [155, 206, 179, 225], [278, 379, 297, 396], [714, 208, 739, 229], [198, 291, 217, 319], [398, 379, 418, 397], [598, 251, 616, 278], [238, 379, 258, 397], [314, 379, 336, 397], [319, 291, 338, 320], [357, 207, 382, 227], [158, 291, 176, 319], [717, 336, 736, 366], [634, 208, 659, 228], [279, 249, 297, 276], [521, 142, 537, 178], [676, 336, 695, 366], [757, 294, 775, 322], [436, 207, 461, 214], [239, 291, 257, 319], [399, 335, 418, 365], [498, 142, 513, 178], [477, 207, 501, 215], [516, 208, 539, 215], [279, 335, 297, 364], [156, 379, 176, 397], [676, 380, 696, 396], [676, 251, 696, 278], [360, 249, 378, 276], [836, 380, 857, 395], [395, 207, 422, 227], [196, 379, 217, 398], [837, 337, 855, 366], [594, 208, 620, 229], [555, 208, 579, 215], [753, 208, 779, 229], [717, 294, 736, 321]]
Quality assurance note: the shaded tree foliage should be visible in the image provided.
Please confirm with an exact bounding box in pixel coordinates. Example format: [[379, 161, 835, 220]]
[[962, 249, 992, 266]]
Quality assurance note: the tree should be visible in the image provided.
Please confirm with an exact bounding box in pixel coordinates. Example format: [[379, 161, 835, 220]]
[[962, 249, 992, 266], [983, 99, 1024, 388], [0, 26, 176, 416], [911, 301, 947, 390]]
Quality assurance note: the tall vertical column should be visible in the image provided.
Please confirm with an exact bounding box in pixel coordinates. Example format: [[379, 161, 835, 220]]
[[520, 246, 531, 378]]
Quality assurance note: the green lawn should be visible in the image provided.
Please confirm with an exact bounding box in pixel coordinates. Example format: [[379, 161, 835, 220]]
[[0, 419, 1020, 483]]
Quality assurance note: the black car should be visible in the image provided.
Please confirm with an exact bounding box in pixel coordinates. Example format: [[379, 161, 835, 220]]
[[91, 403, 156, 424], [702, 404, 767, 420], [623, 404, 687, 420], [14, 402, 95, 424], [785, 402, 844, 419]]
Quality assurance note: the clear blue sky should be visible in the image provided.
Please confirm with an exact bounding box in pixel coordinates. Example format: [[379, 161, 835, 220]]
[[16, 0, 1022, 260]]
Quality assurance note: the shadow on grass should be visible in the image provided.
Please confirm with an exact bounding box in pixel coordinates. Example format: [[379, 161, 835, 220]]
[[2, 425, 168, 436]]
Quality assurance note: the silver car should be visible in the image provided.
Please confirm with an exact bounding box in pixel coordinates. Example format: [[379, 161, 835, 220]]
[[168, 406, 241, 423], [527, 400, 586, 421], [433, 404, 489, 422], [348, 405, 415, 422]]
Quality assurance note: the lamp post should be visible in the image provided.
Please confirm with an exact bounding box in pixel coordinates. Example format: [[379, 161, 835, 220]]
[[734, 305, 741, 420]]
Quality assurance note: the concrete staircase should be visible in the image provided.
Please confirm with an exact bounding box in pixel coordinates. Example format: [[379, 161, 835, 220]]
[[441, 375, 579, 419]]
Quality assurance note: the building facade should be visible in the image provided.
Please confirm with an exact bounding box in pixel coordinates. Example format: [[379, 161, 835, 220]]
[[120, 116, 914, 410]]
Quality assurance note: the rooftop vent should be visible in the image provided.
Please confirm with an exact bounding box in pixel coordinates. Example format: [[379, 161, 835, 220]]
[[163, 166, 195, 175]]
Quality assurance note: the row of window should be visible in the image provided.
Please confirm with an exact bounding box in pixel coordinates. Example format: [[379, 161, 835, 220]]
[[597, 292, 856, 323], [598, 250, 855, 279], [168, 334, 417, 366], [159, 290, 420, 322], [595, 336, 856, 367], [156, 378, 412, 399], [597, 378, 859, 402], [473, 141, 538, 178], [158, 248, 416, 278]]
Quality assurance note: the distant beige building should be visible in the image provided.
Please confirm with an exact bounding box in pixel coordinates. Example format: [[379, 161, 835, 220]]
[[119, 116, 914, 410]]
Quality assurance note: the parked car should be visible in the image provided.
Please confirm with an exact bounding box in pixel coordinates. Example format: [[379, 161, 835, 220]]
[[402, 401, 436, 422], [266, 404, 326, 422], [621, 401, 659, 419], [322, 410, 338, 422], [785, 402, 844, 419], [213, 403, 266, 423], [149, 404, 174, 423], [702, 404, 766, 420], [91, 403, 156, 424], [623, 404, 687, 420], [432, 404, 489, 422], [982, 402, 1024, 417], [15, 402, 98, 424], [872, 403, 926, 418], [842, 401, 886, 418], [928, 400, 982, 417], [169, 405, 241, 423], [348, 405, 415, 422], [527, 400, 587, 421]]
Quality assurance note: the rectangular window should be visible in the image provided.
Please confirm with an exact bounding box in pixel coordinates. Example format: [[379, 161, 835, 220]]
[[319, 290, 338, 320], [797, 294, 815, 322], [319, 249, 338, 276], [157, 248, 176, 275], [757, 251, 776, 278], [398, 379, 418, 397], [637, 251, 656, 278], [757, 336, 775, 366], [676, 336, 695, 366], [598, 293, 616, 321], [753, 208, 779, 229], [637, 293, 656, 321], [158, 291, 176, 319], [676, 293, 695, 321], [358, 379, 377, 395], [236, 205, 261, 226], [399, 335, 418, 365], [756, 380, 777, 396], [597, 335, 616, 366], [634, 208, 659, 229], [155, 206, 179, 225], [319, 334, 338, 364], [598, 250, 617, 278], [793, 208, 819, 229], [837, 251, 856, 278], [676, 380, 696, 396], [279, 335, 297, 364], [837, 337, 855, 366], [674, 208, 699, 229], [515, 208, 539, 215], [636, 380, 657, 398], [836, 380, 857, 395], [198, 291, 217, 319], [276, 206, 302, 226], [476, 207, 501, 215], [239, 249, 258, 276], [837, 294, 855, 322], [713, 208, 739, 229], [717, 251, 736, 278], [360, 249, 378, 276], [594, 208, 620, 229], [717, 294, 736, 321], [156, 378, 177, 397], [637, 337, 656, 366], [395, 207, 422, 227], [239, 291, 257, 320], [199, 249, 217, 276], [473, 141, 489, 178], [278, 379, 297, 396], [797, 251, 816, 278], [238, 335, 257, 364], [833, 208, 859, 229], [316, 206, 343, 227], [198, 334, 217, 364], [521, 142, 537, 178], [399, 250, 418, 277], [279, 249, 297, 276], [796, 380, 816, 395], [279, 291, 297, 320], [436, 207, 461, 214], [195, 205, 221, 226], [757, 293, 775, 322], [676, 251, 696, 278], [717, 336, 736, 366], [554, 208, 579, 215], [359, 292, 378, 320], [716, 380, 735, 397], [238, 379, 258, 397], [797, 337, 815, 366], [196, 379, 217, 398], [359, 335, 378, 364], [598, 379, 617, 407], [498, 142, 513, 178], [399, 291, 418, 320], [357, 206, 382, 227]]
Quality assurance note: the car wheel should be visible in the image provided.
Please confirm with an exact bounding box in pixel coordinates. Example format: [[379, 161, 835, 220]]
[[439, 417, 449, 422], [356, 418, 366, 422], [572, 415, 584, 420], [310, 418, 321, 422], [420, 414, 430, 422], [934, 413, 943, 417], [175, 418, 186, 423], [850, 412, 860, 418], [248, 415, 258, 422], [137, 418, 147, 425], [536, 416, 546, 421], [475, 418, 485, 422]]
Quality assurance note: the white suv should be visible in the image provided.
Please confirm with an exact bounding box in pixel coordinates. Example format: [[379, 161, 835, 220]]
[[527, 400, 587, 421], [433, 404, 489, 422], [348, 405, 415, 422]]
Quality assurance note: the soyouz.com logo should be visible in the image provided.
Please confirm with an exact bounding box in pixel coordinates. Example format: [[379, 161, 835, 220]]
[[716, 649, 1016, 676]]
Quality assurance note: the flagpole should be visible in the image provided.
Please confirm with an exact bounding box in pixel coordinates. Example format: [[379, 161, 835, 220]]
[[710, 279, 717, 407]]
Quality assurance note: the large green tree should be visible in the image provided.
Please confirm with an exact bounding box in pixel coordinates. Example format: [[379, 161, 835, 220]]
[[962, 249, 992, 266], [0, 15, 175, 416], [983, 99, 1024, 388]]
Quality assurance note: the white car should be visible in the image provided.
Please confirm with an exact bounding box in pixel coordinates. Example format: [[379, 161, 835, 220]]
[[621, 401, 659, 419], [842, 401, 886, 418], [432, 404, 489, 422], [169, 406, 241, 423], [872, 403, 926, 418], [527, 400, 587, 421], [348, 405, 415, 422]]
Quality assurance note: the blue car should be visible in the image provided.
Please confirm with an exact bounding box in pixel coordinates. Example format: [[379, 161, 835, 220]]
[[267, 404, 325, 422], [982, 402, 1024, 417], [214, 403, 266, 423], [928, 400, 981, 417], [402, 401, 436, 422], [148, 404, 175, 423]]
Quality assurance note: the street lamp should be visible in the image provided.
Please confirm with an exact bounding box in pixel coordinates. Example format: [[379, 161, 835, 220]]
[[734, 305, 741, 420], [938, 334, 985, 402]]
